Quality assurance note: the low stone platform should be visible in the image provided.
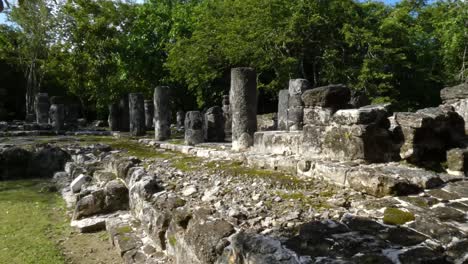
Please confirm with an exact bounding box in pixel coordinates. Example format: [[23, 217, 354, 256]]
[[138, 139, 462, 198], [50, 141, 468, 263]]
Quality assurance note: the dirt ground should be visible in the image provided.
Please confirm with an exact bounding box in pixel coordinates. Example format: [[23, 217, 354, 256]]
[[59, 231, 122, 264]]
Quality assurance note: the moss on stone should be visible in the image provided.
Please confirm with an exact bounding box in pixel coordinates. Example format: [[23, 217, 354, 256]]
[[383, 207, 415, 225], [168, 235, 177, 247], [117, 226, 132, 234]]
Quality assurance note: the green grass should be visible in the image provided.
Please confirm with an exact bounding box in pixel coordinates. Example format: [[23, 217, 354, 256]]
[[76, 136, 172, 159], [0, 180, 68, 264]]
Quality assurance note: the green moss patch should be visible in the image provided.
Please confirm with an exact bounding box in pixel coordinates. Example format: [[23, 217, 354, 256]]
[[383, 207, 415, 225]]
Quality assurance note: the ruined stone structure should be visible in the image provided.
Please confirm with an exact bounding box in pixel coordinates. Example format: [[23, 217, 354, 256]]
[[176, 110, 185, 130], [222, 95, 231, 139], [277, 89, 289, 130], [154, 86, 171, 141], [35, 93, 50, 124], [287, 79, 310, 131], [129, 93, 145, 136], [49, 103, 65, 131], [119, 94, 130, 132], [230, 67, 257, 150], [185, 111, 204, 145], [144, 100, 154, 129], [441, 83, 468, 132], [203, 106, 225, 142]]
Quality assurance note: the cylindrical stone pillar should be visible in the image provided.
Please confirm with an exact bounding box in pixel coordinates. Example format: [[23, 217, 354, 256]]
[[230, 67, 257, 150], [119, 94, 130, 132], [204, 106, 225, 142], [176, 110, 185, 129], [185, 111, 204, 146], [129, 93, 146, 136], [144, 100, 154, 129], [154, 86, 171, 141], [277, 89, 289, 131], [49, 104, 65, 131], [108, 102, 120, 131], [35, 93, 50, 124], [222, 95, 231, 138], [287, 79, 310, 131]]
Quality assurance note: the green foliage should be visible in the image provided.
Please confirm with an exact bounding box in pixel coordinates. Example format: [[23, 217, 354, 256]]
[[0, 0, 466, 113]]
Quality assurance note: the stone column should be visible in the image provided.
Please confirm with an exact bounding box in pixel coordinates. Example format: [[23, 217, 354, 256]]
[[204, 106, 225, 142], [144, 100, 154, 129], [230, 67, 257, 150], [176, 110, 185, 129], [154, 86, 171, 141], [49, 104, 65, 131], [129, 93, 146, 136], [222, 95, 231, 138], [287, 79, 310, 131], [277, 89, 289, 130], [185, 111, 204, 145], [119, 94, 130, 132], [108, 102, 120, 131], [35, 93, 50, 124]]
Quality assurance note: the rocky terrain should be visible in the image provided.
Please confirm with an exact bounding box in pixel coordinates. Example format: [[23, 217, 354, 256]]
[[1, 134, 464, 263]]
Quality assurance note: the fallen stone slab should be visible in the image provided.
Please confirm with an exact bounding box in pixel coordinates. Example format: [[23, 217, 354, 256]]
[[71, 216, 107, 233], [70, 174, 89, 193]]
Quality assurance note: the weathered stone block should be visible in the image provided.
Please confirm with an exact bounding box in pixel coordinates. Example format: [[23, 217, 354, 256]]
[[185, 111, 204, 146], [301, 84, 351, 108], [49, 104, 65, 131], [203, 106, 225, 142], [303, 107, 334, 126], [332, 104, 390, 126], [176, 110, 185, 129], [394, 106, 465, 166], [71, 174, 89, 193], [446, 148, 468, 176], [441, 83, 468, 102], [289, 79, 311, 96], [253, 131, 302, 155], [277, 89, 289, 130]]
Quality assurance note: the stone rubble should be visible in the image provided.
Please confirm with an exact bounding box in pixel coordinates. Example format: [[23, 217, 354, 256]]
[[43, 140, 468, 264]]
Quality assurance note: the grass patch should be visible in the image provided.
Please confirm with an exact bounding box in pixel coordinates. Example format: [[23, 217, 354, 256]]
[[172, 155, 203, 172], [276, 191, 333, 209], [206, 160, 308, 190], [0, 179, 69, 264], [76, 136, 172, 159]]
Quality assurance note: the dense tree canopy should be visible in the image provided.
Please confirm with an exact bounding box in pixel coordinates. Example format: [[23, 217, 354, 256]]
[[0, 0, 466, 118]]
